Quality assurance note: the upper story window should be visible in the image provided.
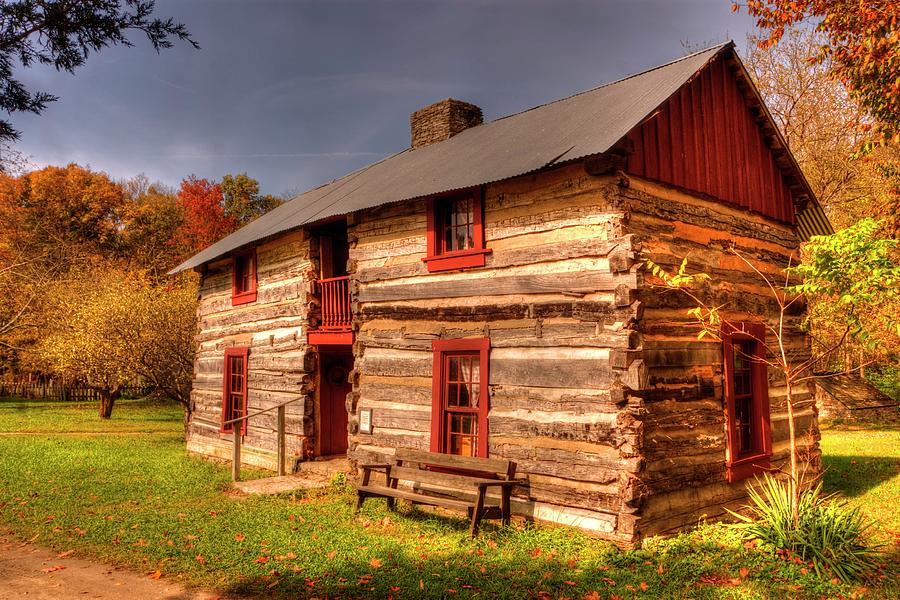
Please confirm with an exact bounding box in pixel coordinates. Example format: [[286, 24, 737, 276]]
[[722, 323, 773, 482], [231, 249, 257, 306], [423, 188, 491, 272]]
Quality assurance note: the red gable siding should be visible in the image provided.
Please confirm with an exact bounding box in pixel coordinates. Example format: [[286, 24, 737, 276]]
[[626, 55, 795, 224]]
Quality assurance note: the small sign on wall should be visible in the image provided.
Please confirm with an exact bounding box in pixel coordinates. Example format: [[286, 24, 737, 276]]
[[359, 408, 373, 434]]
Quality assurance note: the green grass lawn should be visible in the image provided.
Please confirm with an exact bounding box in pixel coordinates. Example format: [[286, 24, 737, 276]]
[[0, 397, 897, 599]]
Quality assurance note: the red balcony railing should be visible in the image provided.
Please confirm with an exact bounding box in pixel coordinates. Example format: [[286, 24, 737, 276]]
[[318, 275, 351, 330]]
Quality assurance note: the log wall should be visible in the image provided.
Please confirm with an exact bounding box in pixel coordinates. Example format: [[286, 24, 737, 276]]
[[621, 176, 820, 539], [186, 230, 316, 470], [346, 164, 644, 542]]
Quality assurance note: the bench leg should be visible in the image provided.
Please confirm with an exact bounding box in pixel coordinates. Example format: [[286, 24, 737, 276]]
[[470, 487, 487, 537], [501, 487, 512, 526], [354, 492, 365, 514], [386, 475, 398, 510]]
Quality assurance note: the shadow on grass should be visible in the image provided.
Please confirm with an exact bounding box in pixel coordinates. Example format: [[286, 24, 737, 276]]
[[822, 454, 900, 498]]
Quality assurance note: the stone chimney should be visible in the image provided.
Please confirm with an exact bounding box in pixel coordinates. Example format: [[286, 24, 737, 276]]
[[410, 98, 483, 149]]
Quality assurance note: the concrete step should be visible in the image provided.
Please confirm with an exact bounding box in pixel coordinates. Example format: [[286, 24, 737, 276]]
[[298, 456, 350, 478], [233, 473, 328, 495]]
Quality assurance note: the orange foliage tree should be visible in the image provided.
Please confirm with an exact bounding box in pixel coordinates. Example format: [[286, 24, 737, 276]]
[[170, 176, 238, 259], [738, 1, 900, 145]]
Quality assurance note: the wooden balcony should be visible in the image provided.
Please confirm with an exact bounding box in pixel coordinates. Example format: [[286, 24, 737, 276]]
[[309, 275, 353, 345]]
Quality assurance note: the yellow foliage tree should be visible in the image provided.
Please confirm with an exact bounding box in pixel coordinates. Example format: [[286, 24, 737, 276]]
[[38, 269, 197, 419]]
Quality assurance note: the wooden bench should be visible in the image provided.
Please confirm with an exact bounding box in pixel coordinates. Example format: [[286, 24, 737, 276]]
[[354, 449, 521, 536]]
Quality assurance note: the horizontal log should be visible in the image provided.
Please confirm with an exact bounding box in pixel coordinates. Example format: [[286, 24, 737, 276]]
[[358, 271, 638, 303], [356, 236, 634, 283]]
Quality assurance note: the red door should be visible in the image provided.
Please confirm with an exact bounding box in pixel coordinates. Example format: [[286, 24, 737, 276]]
[[319, 350, 352, 455]]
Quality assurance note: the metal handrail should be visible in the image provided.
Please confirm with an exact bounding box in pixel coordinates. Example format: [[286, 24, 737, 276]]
[[226, 396, 304, 481], [223, 396, 303, 426]]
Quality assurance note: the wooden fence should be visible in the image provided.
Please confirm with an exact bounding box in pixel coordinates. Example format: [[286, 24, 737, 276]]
[[0, 380, 152, 402]]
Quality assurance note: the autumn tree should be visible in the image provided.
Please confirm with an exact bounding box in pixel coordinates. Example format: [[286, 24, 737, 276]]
[[169, 176, 237, 259], [119, 175, 184, 279], [0, 1, 197, 144], [221, 173, 283, 226], [744, 28, 900, 369], [0, 165, 126, 371], [738, 0, 900, 145], [38, 268, 197, 419]]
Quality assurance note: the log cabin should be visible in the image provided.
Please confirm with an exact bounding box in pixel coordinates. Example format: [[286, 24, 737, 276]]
[[171, 42, 832, 545]]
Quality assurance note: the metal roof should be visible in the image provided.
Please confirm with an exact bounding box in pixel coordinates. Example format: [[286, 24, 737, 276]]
[[172, 44, 732, 273], [797, 201, 835, 239], [172, 41, 831, 273]]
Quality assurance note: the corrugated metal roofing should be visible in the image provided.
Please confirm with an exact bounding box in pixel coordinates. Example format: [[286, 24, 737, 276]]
[[796, 201, 835, 240], [172, 43, 731, 273]]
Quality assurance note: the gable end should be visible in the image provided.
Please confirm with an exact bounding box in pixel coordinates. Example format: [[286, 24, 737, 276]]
[[625, 51, 798, 224]]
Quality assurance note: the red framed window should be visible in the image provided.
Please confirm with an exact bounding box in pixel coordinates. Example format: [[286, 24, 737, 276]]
[[722, 323, 772, 482], [231, 249, 257, 306], [431, 338, 490, 457], [221, 347, 249, 434], [423, 187, 490, 272]]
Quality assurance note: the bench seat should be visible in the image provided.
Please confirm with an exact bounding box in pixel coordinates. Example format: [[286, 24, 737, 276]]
[[353, 449, 521, 536]]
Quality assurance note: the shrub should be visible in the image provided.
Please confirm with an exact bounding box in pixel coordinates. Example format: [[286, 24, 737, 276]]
[[728, 474, 880, 582]]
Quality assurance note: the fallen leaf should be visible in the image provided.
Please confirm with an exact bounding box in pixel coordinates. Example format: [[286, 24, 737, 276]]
[[41, 565, 66, 573], [657, 564, 664, 575], [530, 547, 542, 558], [640, 581, 648, 591], [564, 580, 576, 585], [583, 593, 601, 600], [234, 533, 245, 542], [370, 557, 382, 569], [327, 551, 337, 560], [286, 551, 297, 560], [148, 570, 162, 580], [57, 550, 74, 558], [390, 586, 401, 592], [800, 568, 808, 575], [254, 556, 269, 564], [195, 554, 206, 565], [740, 567, 750, 578], [132, 539, 148, 547]]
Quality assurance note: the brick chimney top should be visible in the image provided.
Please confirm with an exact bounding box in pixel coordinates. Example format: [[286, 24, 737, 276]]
[[410, 98, 483, 149]]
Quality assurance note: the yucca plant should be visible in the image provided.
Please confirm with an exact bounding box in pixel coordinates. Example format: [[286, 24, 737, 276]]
[[728, 474, 880, 582]]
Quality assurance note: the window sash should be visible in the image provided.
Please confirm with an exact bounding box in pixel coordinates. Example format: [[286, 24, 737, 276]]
[[222, 348, 248, 434], [431, 339, 490, 458], [722, 324, 772, 482]]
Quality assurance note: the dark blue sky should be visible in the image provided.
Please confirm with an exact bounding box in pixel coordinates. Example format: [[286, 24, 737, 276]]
[[11, 0, 755, 197]]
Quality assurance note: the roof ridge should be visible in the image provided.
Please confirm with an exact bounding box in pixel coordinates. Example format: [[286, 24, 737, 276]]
[[488, 41, 733, 125]]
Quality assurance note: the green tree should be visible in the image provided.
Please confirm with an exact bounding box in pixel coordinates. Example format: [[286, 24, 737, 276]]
[[0, 1, 197, 144], [221, 172, 283, 225]]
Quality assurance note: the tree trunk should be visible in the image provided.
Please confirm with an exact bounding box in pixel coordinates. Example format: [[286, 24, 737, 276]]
[[785, 376, 800, 526], [98, 388, 121, 419]]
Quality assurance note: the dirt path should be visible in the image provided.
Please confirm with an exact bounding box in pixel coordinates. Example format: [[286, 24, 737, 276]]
[[0, 530, 220, 600]]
